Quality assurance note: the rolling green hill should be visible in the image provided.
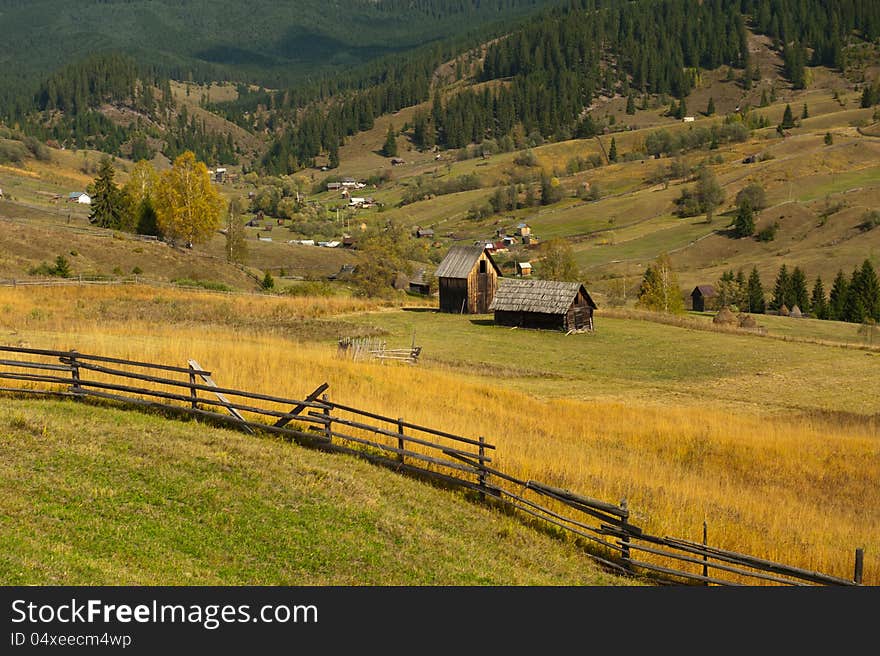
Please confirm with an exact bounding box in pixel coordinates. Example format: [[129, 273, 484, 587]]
[[0, 397, 633, 585]]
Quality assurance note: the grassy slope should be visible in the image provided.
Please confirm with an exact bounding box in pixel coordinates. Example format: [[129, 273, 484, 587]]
[[342, 307, 880, 416], [0, 397, 632, 585], [1, 285, 876, 583]]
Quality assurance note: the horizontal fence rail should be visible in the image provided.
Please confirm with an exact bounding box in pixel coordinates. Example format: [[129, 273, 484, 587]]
[[0, 345, 865, 587]]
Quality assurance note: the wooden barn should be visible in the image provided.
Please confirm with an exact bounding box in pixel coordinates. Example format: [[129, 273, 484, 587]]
[[489, 279, 597, 332], [691, 284, 717, 312], [436, 246, 501, 314]]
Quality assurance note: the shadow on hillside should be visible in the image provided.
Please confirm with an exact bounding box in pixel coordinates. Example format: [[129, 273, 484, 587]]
[[401, 307, 437, 313], [468, 319, 494, 326]]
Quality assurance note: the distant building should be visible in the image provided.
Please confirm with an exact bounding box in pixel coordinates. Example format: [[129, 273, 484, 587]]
[[390, 158, 406, 165], [683, 116, 695, 123], [68, 192, 91, 205], [436, 246, 501, 314], [414, 227, 434, 239], [516, 261, 532, 277], [490, 279, 597, 332], [691, 285, 717, 312], [517, 223, 531, 237]]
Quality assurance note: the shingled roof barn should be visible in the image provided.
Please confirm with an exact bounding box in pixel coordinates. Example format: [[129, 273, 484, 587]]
[[490, 279, 597, 332], [436, 246, 501, 314], [691, 285, 717, 312]]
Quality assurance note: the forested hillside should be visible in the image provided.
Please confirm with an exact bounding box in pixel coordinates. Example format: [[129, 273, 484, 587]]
[[262, 0, 880, 173]]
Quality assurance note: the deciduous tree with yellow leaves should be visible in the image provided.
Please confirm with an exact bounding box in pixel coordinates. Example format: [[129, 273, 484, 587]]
[[154, 151, 223, 247]]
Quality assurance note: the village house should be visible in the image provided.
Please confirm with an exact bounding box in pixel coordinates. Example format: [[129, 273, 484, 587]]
[[414, 226, 435, 239], [516, 261, 532, 277], [326, 182, 343, 191], [691, 284, 717, 312], [68, 192, 91, 205], [517, 223, 531, 237], [489, 278, 597, 332], [436, 245, 501, 314]]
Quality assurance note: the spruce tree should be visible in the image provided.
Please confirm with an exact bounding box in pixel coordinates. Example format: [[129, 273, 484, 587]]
[[780, 104, 795, 130], [89, 156, 128, 230], [802, 103, 809, 119], [382, 124, 398, 157], [735, 268, 747, 309], [790, 266, 809, 311], [856, 259, 880, 321], [747, 266, 766, 314], [810, 276, 828, 319], [843, 265, 866, 323], [771, 264, 790, 312], [828, 269, 849, 320], [608, 137, 618, 163], [733, 201, 755, 238], [706, 97, 715, 116], [626, 93, 636, 115]]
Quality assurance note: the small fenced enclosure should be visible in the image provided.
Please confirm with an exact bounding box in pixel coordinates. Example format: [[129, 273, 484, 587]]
[[0, 344, 867, 587], [337, 336, 422, 364]]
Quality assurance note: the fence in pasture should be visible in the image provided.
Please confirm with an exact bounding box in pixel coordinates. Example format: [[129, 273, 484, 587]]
[[0, 344, 866, 587], [337, 336, 422, 364]]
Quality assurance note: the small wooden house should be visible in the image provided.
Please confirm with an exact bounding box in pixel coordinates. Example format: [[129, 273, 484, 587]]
[[436, 246, 501, 314], [691, 285, 717, 312], [490, 279, 597, 332], [516, 261, 532, 277]]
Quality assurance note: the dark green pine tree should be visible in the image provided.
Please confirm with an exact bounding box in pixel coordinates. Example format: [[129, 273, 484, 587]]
[[747, 266, 766, 314], [855, 259, 880, 321], [828, 269, 849, 320], [843, 265, 866, 323], [88, 156, 128, 230], [802, 103, 809, 119], [706, 96, 715, 116], [771, 264, 790, 312], [780, 104, 795, 130], [608, 137, 618, 163], [733, 201, 755, 238], [328, 141, 339, 169], [382, 124, 398, 158], [735, 268, 747, 309], [790, 266, 809, 311], [626, 92, 636, 115], [810, 276, 828, 319]]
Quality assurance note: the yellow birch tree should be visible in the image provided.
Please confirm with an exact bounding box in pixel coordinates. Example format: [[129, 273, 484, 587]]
[[154, 151, 223, 246]]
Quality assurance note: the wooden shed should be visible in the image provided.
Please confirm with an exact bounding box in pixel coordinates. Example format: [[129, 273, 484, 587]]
[[489, 279, 597, 332], [436, 246, 501, 314], [691, 284, 717, 312]]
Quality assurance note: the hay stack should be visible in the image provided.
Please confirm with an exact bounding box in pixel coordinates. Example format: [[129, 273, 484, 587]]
[[738, 313, 757, 329], [713, 306, 738, 325]]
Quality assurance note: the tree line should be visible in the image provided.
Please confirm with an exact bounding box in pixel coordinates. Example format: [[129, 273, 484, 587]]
[[713, 261, 880, 324]]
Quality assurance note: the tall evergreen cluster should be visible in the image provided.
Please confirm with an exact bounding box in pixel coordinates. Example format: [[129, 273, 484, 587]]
[[727, 261, 880, 324]]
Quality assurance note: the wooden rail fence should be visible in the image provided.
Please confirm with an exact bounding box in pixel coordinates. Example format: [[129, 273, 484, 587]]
[[0, 344, 866, 587]]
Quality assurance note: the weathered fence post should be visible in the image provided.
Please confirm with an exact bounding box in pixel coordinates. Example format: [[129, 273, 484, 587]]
[[478, 436, 487, 501], [854, 548, 864, 585], [68, 350, 81, 397], [703, 520, 709, 586], [188, 363, 198, 410], [397, 418, 405, 464], [322, 393, 332, 441], [620, 497, 631, 568]]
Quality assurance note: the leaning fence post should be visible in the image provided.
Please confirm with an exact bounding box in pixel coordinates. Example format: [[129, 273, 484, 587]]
[[322, 393, 332, 441], [703, 520, 709, 586], [620, 497, 631, 568], [397, 418, 405, 464], [854, 548, 864, 585], [478, 436, 487, 501], [68, 350, 81, 397], [188, 363, 198, 410]]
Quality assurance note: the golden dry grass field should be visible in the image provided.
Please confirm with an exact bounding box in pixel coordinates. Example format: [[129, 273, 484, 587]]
[[0, 284, 877, 585]]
